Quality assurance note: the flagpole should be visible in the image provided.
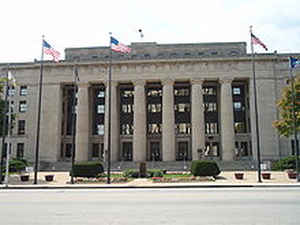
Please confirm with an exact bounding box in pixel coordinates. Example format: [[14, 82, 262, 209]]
[[107, 33, 112, 184], [0, 65, 9, 184], [34, 35, 45, 184], [250, 26, 262, 183], [289, 63, 299, 182]]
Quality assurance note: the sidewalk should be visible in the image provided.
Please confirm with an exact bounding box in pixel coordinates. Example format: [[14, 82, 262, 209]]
[[1, 171, 300, 189]]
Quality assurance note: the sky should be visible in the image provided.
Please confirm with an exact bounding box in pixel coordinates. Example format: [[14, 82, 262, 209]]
[[1, 0, 300, 63]]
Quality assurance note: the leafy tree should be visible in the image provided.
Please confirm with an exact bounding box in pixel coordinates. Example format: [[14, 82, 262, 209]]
[[273, 76, 300, 137]]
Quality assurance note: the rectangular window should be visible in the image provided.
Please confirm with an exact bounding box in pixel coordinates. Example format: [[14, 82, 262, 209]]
[[121, 90, 134, 98], [174, 88, 189, 96], [19, 101, 27, 112], [203, 87, 216, 95], [175, 103, 190, 112], [20, 86, 28, 96], [148, 123, 161, 134], [8, 86, 16, 96], [233, 87, 241, 95], [147, 89, 162, 97], [97, 124, 104, 135], [17, 143, 24, 159], [121, 124, 133, 135], [176, 123, 191, 134], [234, 122, 246, 133], [205, 122, 218, 134], [122, 104, 133, 113], [148, 104, 161, 113], [233, 102, 242, 110], [97, 90, 105, 98], [18, 120, 25, 135], [97, 105, 105, 114], [204, 103, 217, 112]]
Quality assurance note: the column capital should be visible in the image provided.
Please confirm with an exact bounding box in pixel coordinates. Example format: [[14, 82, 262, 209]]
[[219, 77, 234, 84], [133, 79, 146, 86], [161, 78, 174, 86], [191, 78, 205, 85]]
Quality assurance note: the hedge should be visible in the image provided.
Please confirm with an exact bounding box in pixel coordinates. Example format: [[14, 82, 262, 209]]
[[272, 155, 300, 171], [190, 160, 221, 177], [71, 161, 104, 178]]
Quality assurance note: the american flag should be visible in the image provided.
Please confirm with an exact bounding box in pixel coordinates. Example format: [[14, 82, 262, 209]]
[[251, 33, 268, 51], [43, 40, 61, 62], [110, 37, 131, 54]]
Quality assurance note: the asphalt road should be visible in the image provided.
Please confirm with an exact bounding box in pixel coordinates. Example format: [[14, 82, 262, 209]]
[[0, 188, 299, 225]]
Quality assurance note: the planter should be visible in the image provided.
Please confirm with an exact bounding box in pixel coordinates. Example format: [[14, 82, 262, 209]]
[[45, 175, 55, 182], [20, 175, 30, 182], [287, 172, 297, 179], [262, 172, 271, 180], [234, 173, 244, 180]]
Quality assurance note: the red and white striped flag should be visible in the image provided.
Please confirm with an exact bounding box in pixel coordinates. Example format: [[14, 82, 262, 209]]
[[43, 40, 61, 62], [251, 33, 268, 51]]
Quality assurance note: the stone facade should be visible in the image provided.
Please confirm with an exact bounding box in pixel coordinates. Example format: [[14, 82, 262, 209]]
[[0, 42, 297, 168]]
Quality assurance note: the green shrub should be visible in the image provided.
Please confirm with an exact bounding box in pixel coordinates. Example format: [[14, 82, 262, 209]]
[[1, 159, 28, 173], [272, 156, 300, 171], [147, 169, 163, 177], [123, 169, 139, 178], [190, 160, 221, 177], [71, 161, 104, 178]]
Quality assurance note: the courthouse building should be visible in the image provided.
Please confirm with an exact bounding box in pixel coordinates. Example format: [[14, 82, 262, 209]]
[[0, 41, 296, 169]]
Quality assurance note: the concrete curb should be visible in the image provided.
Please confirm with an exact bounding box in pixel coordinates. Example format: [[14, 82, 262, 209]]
[[1, 183, 300, 190]]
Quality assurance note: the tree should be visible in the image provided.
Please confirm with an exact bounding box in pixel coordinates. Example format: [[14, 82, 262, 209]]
[[273, 76, 300, 137]]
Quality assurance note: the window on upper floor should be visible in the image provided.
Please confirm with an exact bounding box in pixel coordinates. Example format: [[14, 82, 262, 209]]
[[20, 86, 28, 96], [19, 101, 27, 113], [18, 120, 25, 135]]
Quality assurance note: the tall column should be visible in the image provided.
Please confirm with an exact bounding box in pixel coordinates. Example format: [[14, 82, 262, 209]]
[[133, 80, 147, 162], [75, 83, 90, 162], [162, 79, 175, 161], [220, 78, 235, 161], [104, 81, 119, 162], [191, 78, 205, 160]]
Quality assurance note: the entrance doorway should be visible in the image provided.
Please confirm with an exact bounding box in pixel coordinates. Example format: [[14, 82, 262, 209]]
[[150, 141, 161, 161], [176, 141, 189, 161], [122, 142, 132, 161]]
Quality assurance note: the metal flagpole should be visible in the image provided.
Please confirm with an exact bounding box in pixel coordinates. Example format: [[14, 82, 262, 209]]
[[0, 65, 9, 184], [289, 64, 299, 182], [107, 33, 113, 184], [250, 26, 262, 183], [71, 63, 79, 184], [34, 35, 45, 184]]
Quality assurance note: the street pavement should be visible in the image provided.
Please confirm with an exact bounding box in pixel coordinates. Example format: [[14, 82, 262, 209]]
[[1, 188, 300, 225], [1, 171, 300, 189]]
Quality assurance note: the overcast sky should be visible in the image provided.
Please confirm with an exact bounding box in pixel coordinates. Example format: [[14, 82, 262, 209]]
[[1, 0, 299, 63]]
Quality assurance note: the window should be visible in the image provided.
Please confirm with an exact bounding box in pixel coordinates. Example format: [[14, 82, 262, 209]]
[[233, 87, 241, 95], [121, 90, 134, 98], [204, 103, 217, 112], [97, 90, 105, 98], [148, 104, 161, 113], [147, 89, 162, 97], [176, 123, 191, 134], [234, 122, 246, 133], [205, 122, 218, 134], [20, 86, 28, 96], [122, 104, 133, 113], [121, 124, 133, 135], [19, 101, 27, 112], [174, 103, 190, 112], [233, 102, 242, 110], [203, 87, 216, 95], [8, 86, 15, 96], [18, 120, 25, 135], [148, 123, 161, 134], [174, 88, 189, 96], [97, 105, 105, 114], [96, 124, 104, 135], [17, 143, 24, 159]]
